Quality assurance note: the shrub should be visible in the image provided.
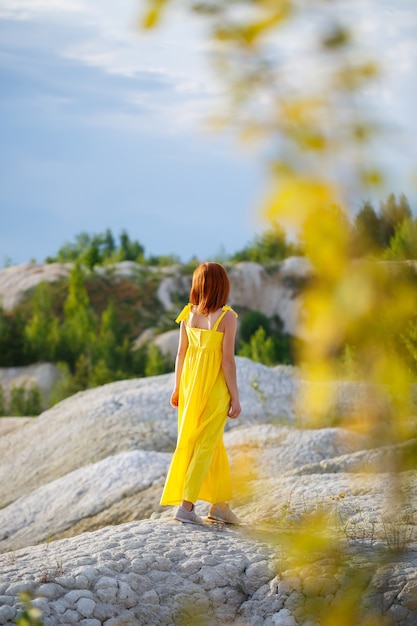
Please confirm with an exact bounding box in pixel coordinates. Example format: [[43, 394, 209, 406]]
[[239, 310, 271, 343], [24, 384, 43, 416], [9, 385, 26, 416], [238, 326, 276, 366], [145, 344, 171, 377]]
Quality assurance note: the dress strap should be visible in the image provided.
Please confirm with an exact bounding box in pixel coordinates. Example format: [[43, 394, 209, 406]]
[[212, 305, 238, 332], [175, 303, 192, 324]]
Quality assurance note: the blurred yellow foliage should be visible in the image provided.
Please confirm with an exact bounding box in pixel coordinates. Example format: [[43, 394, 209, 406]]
[[139, 0, 415, 622], [263, 176, 340, 229]]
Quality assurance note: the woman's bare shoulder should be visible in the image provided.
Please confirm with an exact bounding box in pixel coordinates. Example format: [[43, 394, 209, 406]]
[[218, 308, 237, 332]]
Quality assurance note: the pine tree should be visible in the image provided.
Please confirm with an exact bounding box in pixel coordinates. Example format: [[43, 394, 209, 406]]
[[24, 282, 58, 362], [103, 229, 116, 258], [384, 218, 417, 260], [353, 200, 382, 256], [118, 230, 145, 262], [10, 385, 26, 416], [379, 193, 412, 247], [98, 300, 121, 371], [145, 344, 168, 377], [24, 384, 43, 416], [82, 236, 103, 269], [238, 326, 276, 366], [62, 263, 97, 373]]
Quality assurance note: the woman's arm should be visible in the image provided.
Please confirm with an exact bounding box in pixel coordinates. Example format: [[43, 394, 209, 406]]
[[221, 311, 241, 419], [170, 321, 189, 407]]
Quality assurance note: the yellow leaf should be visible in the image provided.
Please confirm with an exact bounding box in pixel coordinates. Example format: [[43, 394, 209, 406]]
[[263, 175, 339, 229]]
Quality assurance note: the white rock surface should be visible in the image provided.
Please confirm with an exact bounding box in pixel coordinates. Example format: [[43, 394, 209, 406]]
[[224, 424, 371, 477], [0, 359, 379, 511], [0, 363, 62, 407], [237, 470, 417, 530], [0, 359, 298, 508], [229, 262, 306, 337], [0, 423, 373, 554], [156, 272, 190, 310], [0, 450, 170, 553], [155, 259, 310, 337], [94, 261, 149, 279], [0, 263, 70, 311], [153, 329, 181, 361], [0, 519, 416, 626], [0, 355, 416, 626], [0, 417, 31, 435]]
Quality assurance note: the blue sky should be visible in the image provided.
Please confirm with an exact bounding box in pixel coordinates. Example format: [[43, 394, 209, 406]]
[[0, 0, 416, 265]]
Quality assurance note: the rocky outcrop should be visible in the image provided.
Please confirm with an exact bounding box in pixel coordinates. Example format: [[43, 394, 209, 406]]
[[0, 259, 311, 335], [0, 422, 372, 554], [132, 329, 180, 361], [0, 518, 416, 626], [0, 263, 70, 311], [0, 363, 62, 409], [0, 417, 32, 435], [0, 358, 416, 625], [229, 260, 310, 336], [0, 358, 385, 512], [156, 259, 312, 337]]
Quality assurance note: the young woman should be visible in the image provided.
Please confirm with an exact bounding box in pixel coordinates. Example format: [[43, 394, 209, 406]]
[[160, 262, 241, 525]]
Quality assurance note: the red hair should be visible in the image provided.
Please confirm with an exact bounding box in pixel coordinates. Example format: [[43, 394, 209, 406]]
[[190, 262, 230, 314]]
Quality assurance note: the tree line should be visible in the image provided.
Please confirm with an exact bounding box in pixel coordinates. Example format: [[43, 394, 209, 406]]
[[236, 193, 416, 263], [0, 268, 296, 413], [40, 193, 416, 270], [1, 191, 416, 414], [0, 263, 172, 409], [45, 229, 181, 269]]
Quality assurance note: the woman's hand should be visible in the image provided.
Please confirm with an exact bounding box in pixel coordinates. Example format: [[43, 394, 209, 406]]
[[170, 389, 179, 408], [228, 398, 241, 419]]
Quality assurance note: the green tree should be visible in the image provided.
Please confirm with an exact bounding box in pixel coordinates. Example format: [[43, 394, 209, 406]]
[[24, 282, 58, 362], [46, 228, 146, 267], [61, 264, 97, 372], [53, 231, 92, 263], [9, 385, 26, 416], [0, 307, 27, 366], [72, 353, 92, 390], [239, 310, 271, 343], [238, 326, 276, 366], [117, 229, 145, 263], [90, 359, 114, 386], [130, 344, 148, 377], [97, 300, 122, 370], [271, 327, 294, 365], [145, 344, 170, 377], [147, 253, 181, 266], [384, 217, 417, 261], [24, 384, 43, 416], [232, 224, 299, 263], [352, 200, 383, 256], [81, 235, 103, 269], [103, 228, 116, 257], [49, 363, 78, 405], [379, 193, 412, 247]]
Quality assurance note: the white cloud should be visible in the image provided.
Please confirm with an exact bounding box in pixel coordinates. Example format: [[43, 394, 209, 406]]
[[1, 0, 415, 183], [0, 0, 86, 20], [0, 0, 218, 137]]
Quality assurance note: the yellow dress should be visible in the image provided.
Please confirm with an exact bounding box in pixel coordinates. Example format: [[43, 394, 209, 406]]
[[160, 304, 238, 506]]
